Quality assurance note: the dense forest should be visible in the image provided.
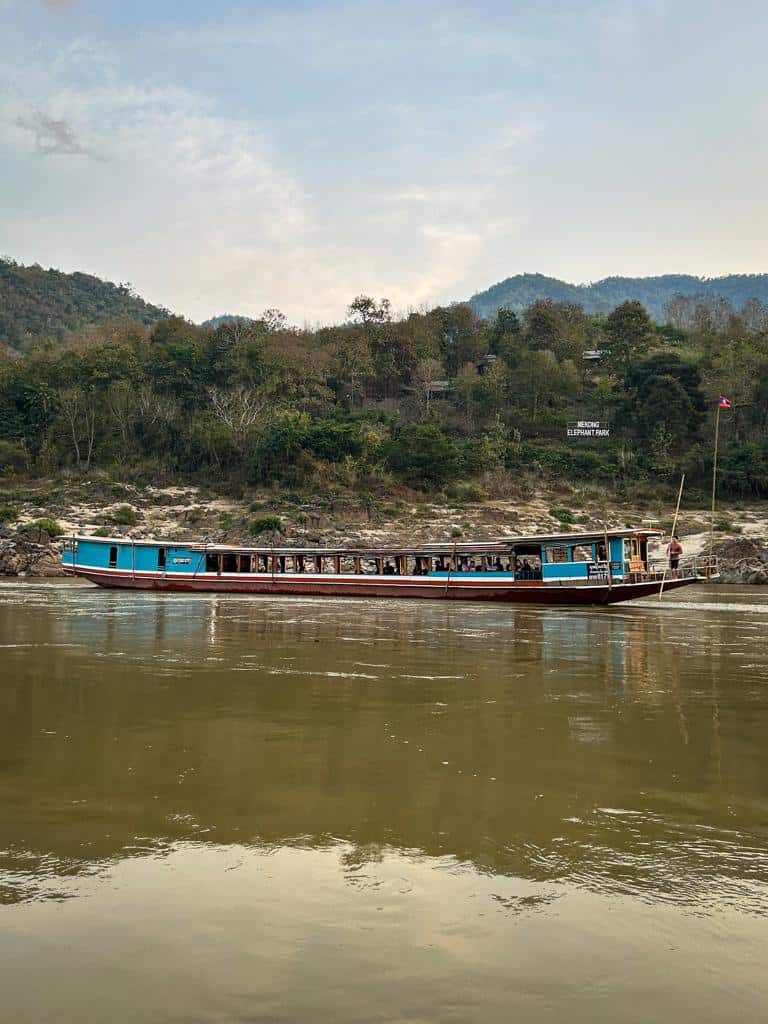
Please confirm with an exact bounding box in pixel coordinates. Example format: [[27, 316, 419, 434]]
[[0, 292, 767, 502], [0, 258, 170, 349], [468, 272, 768, 322]]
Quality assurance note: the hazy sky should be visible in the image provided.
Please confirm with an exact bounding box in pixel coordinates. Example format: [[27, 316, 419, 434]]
[[2, 0, 767, 323]]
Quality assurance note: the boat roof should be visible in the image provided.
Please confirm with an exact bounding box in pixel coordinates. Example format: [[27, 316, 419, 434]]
[[70, 527, 662, 555]]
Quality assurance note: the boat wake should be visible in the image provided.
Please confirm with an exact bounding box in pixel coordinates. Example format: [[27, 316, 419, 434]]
[[631, 598, 768, 614]]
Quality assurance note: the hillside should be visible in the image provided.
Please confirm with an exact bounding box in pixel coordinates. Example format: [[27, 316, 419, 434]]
[[467, 272, 768, 321], [0, 258, 170, 349]]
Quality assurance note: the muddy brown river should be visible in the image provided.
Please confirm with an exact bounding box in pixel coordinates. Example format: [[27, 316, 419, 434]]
[[1, 580, 767, 1023]]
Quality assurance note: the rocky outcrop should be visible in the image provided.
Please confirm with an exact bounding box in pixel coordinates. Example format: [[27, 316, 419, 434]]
[[712, 537, 768, 585], [0, 526, 67, 577]]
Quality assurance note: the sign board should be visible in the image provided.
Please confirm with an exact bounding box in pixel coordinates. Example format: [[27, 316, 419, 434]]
[[587, 561, 622, 579], [567, 420, 610, 439]]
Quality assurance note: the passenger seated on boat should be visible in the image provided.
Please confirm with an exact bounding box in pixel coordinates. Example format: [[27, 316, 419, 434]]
[[521, 559, 533, 579], [494, 557, 504, 571], [383, 561, 396, 575]]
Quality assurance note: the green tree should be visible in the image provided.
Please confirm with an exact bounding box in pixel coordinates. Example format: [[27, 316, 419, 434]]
[[381, 424, 461, 488], [486, 308, 521, 361], [603, 301, 653, 375], [635, 375, 697, 451]]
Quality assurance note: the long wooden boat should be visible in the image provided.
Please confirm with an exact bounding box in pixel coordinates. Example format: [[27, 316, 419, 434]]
[[61, 528, 717, 605]]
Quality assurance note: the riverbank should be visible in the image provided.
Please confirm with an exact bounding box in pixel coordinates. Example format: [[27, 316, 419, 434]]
[[1, 477, 766, 581]]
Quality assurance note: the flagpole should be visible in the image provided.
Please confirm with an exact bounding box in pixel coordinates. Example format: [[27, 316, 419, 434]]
[[709, 401, 722, 566]]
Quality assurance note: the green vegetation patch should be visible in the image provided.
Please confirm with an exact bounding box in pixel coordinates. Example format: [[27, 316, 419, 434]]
[[249, 514, 283, 536], [549, 507, 576, 526], [28, 518, 64, 537], [109, 504, 139, 526]]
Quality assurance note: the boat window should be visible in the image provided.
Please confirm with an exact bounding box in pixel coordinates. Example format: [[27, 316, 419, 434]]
[[158, 547, 166, 571], [571, 544, 594, 562], [546, 545, 569, 564], [513, 545, 543, 580], [109, 545, 118, 569], [221, 552, 237, 573], [205, 553, 219, 573]]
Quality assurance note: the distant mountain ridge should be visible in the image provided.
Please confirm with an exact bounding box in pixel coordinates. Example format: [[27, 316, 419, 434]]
[[203, 315, 257, 329], [0, 258, 170, 349], [466, 273, 768, 321]]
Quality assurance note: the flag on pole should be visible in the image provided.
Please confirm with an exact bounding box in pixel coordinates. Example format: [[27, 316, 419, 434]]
[[718, 395, 732, 408]]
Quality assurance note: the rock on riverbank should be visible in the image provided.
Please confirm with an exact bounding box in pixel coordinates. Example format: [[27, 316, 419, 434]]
[[0, 526, 68, 577], [712, 538, 768, 585]]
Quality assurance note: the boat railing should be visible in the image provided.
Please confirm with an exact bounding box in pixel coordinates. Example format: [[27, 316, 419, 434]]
[[646, 555, 719, 579]]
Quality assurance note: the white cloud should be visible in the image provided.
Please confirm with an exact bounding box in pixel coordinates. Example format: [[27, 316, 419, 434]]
[[0, 40, 319, 319], [0, 17, 549, 323]]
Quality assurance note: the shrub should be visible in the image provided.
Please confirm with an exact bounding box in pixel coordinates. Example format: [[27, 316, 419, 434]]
[[0, 505, 18, 524], [446, 482, 487, 502], [249, 514, 283, 535], [249, 413, 372, 485], [549, 507, 575, 525], [714, 515, 734, 533], [93, 526, 111, 537], [381, 424, 461, 489], [450, 526, 463, 538], [109, 504, 139, 526], [29, 518, 64, 537], [508, 444, 616, 481], [718, 442, 768, 498], [0, 440, 27, 475]]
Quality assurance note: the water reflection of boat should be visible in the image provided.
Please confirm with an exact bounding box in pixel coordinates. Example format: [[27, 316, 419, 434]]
[[62, 527, 718, 605]]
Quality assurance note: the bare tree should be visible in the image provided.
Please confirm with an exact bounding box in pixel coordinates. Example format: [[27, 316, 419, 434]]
[[136, 385, 178, 428], [412, 357, 447, 420], [107, 380, 133, 449], [58, 387, 96, 468], [208, 385, 268, 446]]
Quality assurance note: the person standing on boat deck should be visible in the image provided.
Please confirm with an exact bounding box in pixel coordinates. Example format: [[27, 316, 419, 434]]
[[383, 561, 395, 575], [666, 536, 683, 576]]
